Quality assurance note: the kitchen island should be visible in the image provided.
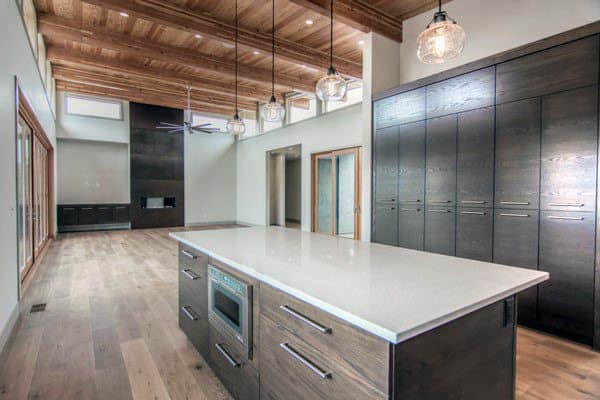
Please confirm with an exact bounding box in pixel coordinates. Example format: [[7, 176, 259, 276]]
[[170, 226, 548, 400]]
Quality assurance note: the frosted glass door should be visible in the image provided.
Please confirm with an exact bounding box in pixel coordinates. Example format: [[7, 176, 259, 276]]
[[336, 153, 355, 238], [316, 156, 333, 234]]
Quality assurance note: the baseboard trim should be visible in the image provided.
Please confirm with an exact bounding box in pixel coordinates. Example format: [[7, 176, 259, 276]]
[[0, 303, 19, 353], [58, 223, 131, 233], [185, 221, 240, 227]]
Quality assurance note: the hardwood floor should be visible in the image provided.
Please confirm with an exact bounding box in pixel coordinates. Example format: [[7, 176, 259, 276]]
[[0, 227, 599, 400]]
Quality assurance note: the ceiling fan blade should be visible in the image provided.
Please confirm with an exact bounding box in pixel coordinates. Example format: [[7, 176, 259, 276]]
[[158, 122, 180, 127], [168, 128, 185, 133], [156, 126, 184, 129], [191, 123, 211, 128]]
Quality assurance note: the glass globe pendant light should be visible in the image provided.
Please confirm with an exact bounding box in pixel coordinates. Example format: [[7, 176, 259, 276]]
[[227, 0, 246, 135], [416, 0, 465, 64], [261, 0, 285, 122], [315, 0, 346, 102]]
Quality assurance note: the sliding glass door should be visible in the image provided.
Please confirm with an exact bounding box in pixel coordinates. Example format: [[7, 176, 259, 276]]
[[312, 147, 361, 240]]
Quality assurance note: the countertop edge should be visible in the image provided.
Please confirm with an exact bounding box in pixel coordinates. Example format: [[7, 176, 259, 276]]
[[170, 232, 549, 344]]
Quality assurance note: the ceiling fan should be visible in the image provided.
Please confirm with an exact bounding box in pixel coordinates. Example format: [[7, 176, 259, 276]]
[[155, 85, 223, 134]]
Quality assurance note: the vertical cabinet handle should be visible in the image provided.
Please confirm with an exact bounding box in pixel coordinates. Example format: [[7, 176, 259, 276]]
[[215, 343, 240, 368], [279, 343, 332, 379], [181, 269, 200, 280], [181, 249, 197, 260], [279, 305, 332, 334], [181, 306, 198, 321]]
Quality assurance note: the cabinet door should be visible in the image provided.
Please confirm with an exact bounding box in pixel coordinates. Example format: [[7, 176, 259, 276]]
[[113, 205, 130, 223], [541, 86, 598, 212], [398, 121, 425, 204], [457, 107, 494, 207], [495, 98, 541, 210], [426, 114, 457, 206], [398, 207, 424, 250], [97, 206, 114, 224], [456, 208, 493, 262], [539, 211, 595, 344], [59, 206, 78, 226], [426, 67, 495, 119], [78, 206, 97, 225], [425, 207, 455, 256], [493, 210, 539, 327], [373, 126, 399, 203], [374, 87, 426, 129], [496, 35, 599, 104], [372, 204, 398, 246]]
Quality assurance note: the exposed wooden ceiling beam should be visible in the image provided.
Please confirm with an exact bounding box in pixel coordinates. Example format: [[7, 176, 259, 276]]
[[39, 14, 315, 93], [53, 66, 258, 111], [287, 0, 402, 42], [47, 47, 282, 102], [55, 80, 255, 117], [79, 0, 362, 78]]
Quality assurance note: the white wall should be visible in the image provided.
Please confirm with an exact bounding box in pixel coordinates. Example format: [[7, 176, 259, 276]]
[[56, 91, 130, 143], [0, 0, 56, 349], [185, 132, 237, 225], [57, 139, 130, 204], [237, 105, 362, 229], [399, 0, 600, 84]]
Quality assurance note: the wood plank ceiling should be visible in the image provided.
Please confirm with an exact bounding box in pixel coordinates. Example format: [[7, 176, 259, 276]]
[[34, 0, 446, 117]]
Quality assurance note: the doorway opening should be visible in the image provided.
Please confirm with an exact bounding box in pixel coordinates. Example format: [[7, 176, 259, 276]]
[[16, 80, 54, 294], [266, 145, 301, 229], [311, 147, 361, 240]]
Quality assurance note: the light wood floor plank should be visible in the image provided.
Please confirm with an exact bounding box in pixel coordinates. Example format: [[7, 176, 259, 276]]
[[120, 338, 172, 400]]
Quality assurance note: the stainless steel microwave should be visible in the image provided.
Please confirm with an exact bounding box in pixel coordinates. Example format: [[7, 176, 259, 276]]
[[208, 265, 253, 359]]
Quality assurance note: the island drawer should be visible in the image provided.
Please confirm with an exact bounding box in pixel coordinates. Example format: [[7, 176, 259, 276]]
[[259, 284, 389, 395], [179, 302, 208, 359], [178, 243, 209, 272], [209, 326, 259, 400], [259, 315, 387, 400]]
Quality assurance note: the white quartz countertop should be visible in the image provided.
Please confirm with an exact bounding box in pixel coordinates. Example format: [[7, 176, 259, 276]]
[[170, 227, 548, 344]]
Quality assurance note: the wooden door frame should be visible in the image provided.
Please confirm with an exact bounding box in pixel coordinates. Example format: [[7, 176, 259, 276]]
[[311, 146, 362, 240], [15, 78, 55, 292]]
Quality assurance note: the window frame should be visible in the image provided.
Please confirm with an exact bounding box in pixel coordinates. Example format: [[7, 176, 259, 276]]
[[64, 93, 124, 121]]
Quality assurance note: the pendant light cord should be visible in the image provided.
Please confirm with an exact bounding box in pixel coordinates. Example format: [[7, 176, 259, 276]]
[[235, 0, 239, 115], [271, 0, 275, 97], [329, 0, 334, 68], [438, 0, 442, 13]]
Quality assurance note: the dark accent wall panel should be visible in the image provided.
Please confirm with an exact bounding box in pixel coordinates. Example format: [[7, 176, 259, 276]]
[[130, 102, 184, 229]]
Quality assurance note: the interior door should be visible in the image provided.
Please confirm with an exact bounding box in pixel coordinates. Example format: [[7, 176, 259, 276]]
[[312, 148, 361, 240], [17, 115, 34, 275]]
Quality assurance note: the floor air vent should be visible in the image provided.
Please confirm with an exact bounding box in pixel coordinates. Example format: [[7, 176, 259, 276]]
[[30, 303, 47, 313]]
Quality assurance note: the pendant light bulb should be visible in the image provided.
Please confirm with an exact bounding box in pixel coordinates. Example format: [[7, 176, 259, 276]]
[[316, 0, 347, 102], [226, 112, 246, 135], [262, 0, 285, 123], [262, 96, 286, 122], [227, 0, 246, 135], [417, 0, 465, 64]]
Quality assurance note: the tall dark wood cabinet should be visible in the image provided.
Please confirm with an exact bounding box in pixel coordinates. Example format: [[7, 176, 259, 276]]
[[372, 28, 600, 348]]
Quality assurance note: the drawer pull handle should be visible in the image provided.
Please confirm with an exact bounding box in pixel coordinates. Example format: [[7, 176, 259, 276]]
[[399, 199, 421, 203], [400, 208, 420, 212], [215, 343, 240, 368], [428, 209, 451, 213], [81, 207, 93, 210], [460, 211, 486, 215], [181, 269, 200, 280], [499, 201, 530, 205], [500, 213, 530, 218], [430, 200, 452, 204], [548, 216, 584, 221], [548, 203, 584, 207], [181, 249, 197, 260], [461, 200, 486, 204], [279, 343, 332, 379], [181, 306, 198, 321], [279, 305, 332, 334]]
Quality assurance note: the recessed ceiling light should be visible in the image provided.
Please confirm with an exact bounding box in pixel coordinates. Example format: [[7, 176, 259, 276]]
[[358, 40, 365, 46], [223, 42, 235, 49], [301, 64, 307, 68], [305, 19, 313, 25], [119, 12, 129, 17], [194, 34, 203, 39], [253, 50, 260, 55]]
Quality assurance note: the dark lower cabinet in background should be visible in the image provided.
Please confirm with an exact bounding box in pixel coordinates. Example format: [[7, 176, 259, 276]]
[[57, 204, 130, 232], [424, 207, 455, 256], [493, 209, 540, 327], [398, 207, 424, 250], [539, 211, 596, 345], [456, 208, 493, 262], [373, 203, 398, 246]]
